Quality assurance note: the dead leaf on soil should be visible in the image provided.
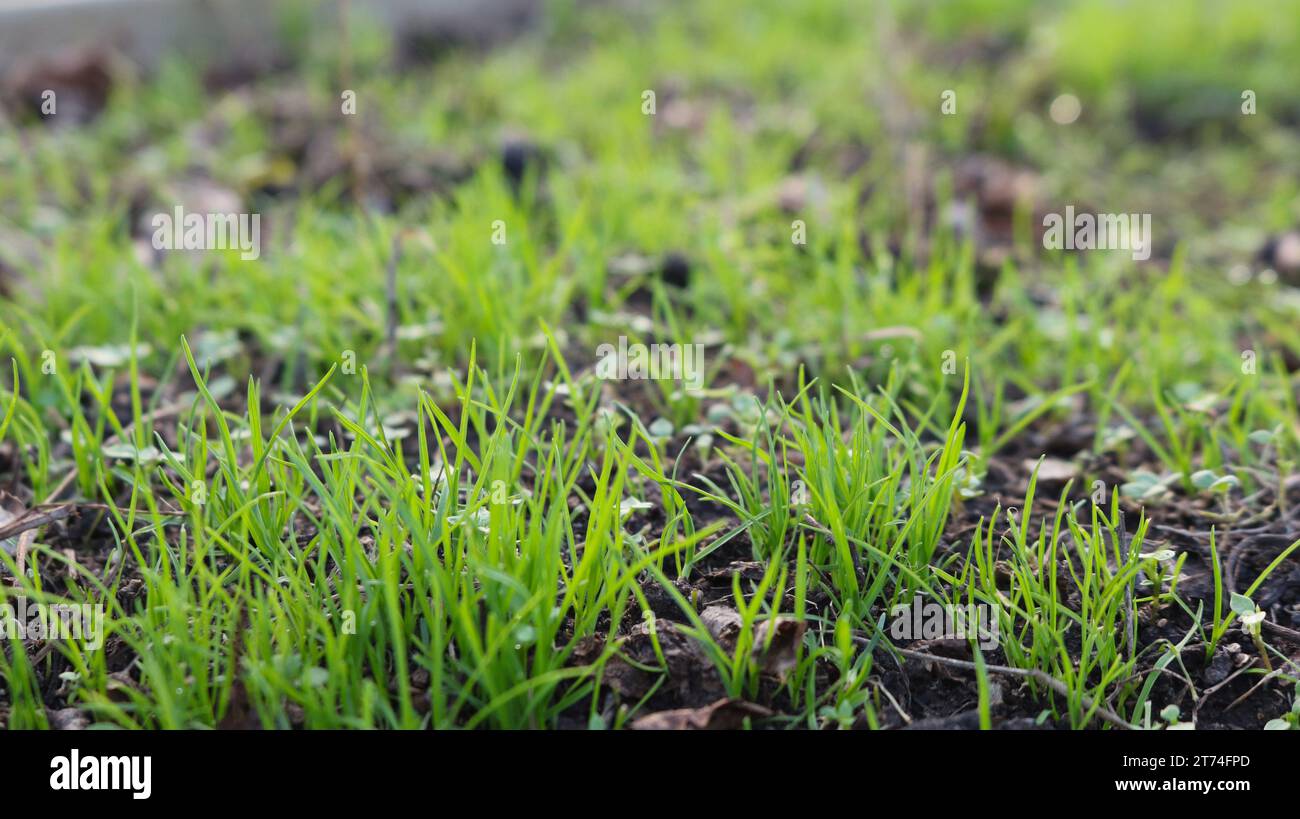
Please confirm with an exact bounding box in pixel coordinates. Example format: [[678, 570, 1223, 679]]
[[752, 617, 807, 677], [700, 605, 743, 648], [1025, 457, 1079, 484], [630, 698, 772, 730], [47, 708, 89, 730], [702, 561, 765, 585]]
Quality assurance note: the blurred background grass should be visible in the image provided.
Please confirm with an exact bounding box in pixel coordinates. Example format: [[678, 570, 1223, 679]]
[[1, 0, 1297, 409]]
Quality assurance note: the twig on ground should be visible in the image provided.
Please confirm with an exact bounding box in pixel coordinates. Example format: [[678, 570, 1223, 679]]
[[873, 680, 912, 725], [1193, 658, 1257, 725], [0, 505, 74, 540], [13, 529, 34, 584], [857, 637, 1141, 730], [1225, 654, 1300, 713], [1263, 620, 1300, 643]]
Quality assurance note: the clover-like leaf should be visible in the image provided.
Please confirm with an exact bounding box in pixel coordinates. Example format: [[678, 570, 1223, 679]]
[[1190, 469, 1218, 490], [1229, 592, 1256, 617], [1140, 549, 1176, 562], [1248, 429, 1275, 446], [619, 497, 653, 520], [1192, 469, 1239, 493]]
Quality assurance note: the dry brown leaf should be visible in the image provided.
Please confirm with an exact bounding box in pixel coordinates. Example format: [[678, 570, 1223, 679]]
[[47, 708, 89, 730], [753, 617, 807, 677], [1025, 457, 1078, 484], [700, 605, 742, 648], [702, 561, 765, 585], [630, 698, 772, 730]]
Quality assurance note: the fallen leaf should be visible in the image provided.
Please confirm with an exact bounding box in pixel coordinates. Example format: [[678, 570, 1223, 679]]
[[630, 698, 772, 730], [702, 561, 765, 585], [1025, 457, 1078, 483], [752, 617, 807, 677], [47, 708, 89, 730], [700, 605, 742, 648]]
